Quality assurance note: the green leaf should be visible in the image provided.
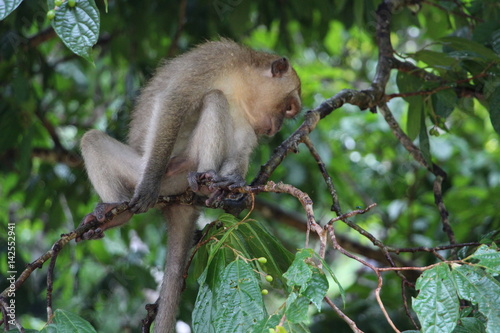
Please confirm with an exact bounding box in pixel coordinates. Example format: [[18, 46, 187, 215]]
[[467, 245, 500, 274], [396, 72, 425, 140], [194, 258, 266, 332], [251, 314, 281, 333], [192, 281, 216, 333], [212, 259, 266, 333], [487, 84, 500, 135], [413, 50, 457, 68], [452, 264, 500, 333], [197, 214, 293, 289], [51, 0, 100, 62], [317, 255, 345, 304], [396, 71, 425, 102], [492, 29, 500, 54], [285, 292, 310, 323], [433, 89, 457, 119], [193, 253, 228, 333], [302, 267, 329, 311], [282, 322, 311, 333], [283, 249, 314, 288], [41, 309, 97, 333], [407, 97, 423, 140], [227, 215, 294, 289], [413, 263, 460, 333], [451, 317, 486, 333], [441, 36, 499, 61], [0, 0, 23, 20]]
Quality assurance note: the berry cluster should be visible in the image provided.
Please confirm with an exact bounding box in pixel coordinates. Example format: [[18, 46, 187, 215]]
[[46, 0, 76, 21]]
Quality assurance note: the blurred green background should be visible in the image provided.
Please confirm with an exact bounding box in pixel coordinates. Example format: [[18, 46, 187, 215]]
[[1, 0, 500, 332]]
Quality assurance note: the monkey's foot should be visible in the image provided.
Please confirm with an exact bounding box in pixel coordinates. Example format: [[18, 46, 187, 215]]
[[128, 184, 160, 214], [76, 203, 132, 242], [188, 170, 246, 206]]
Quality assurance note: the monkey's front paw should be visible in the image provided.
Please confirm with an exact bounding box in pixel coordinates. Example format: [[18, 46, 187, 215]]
[[75, 203, 114, 242], [77, 226, 105, 242], [76, 203, 133, 242]]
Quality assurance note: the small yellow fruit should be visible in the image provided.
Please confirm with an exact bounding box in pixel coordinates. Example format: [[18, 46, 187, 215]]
[[257, 257, 267, 264], [261, 289, 269, 295], [46, 10, 55, 20]]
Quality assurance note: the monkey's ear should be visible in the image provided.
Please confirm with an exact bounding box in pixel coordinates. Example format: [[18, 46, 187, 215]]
[[271, 57, 289, 77]]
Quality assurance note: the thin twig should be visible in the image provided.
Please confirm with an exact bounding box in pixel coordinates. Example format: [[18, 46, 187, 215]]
[[302, 135, 342, 215], [328, 225, 400, 333], [325, 296, 364, 333]]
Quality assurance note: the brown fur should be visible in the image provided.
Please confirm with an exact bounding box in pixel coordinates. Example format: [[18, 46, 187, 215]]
[[80, 39, 301, 332]]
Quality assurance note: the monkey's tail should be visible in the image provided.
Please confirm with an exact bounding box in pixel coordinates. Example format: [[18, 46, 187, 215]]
[[154, 205, 199, 333]]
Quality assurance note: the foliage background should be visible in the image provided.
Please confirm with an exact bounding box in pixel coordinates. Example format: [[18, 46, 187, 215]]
[[1, 0, 500, 332]]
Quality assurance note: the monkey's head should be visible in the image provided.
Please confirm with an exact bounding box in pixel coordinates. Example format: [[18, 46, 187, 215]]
[[248, 57, 302, 136]]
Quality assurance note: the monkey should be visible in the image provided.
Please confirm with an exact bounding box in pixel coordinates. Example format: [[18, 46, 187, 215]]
[[79, 39, 301, 333]]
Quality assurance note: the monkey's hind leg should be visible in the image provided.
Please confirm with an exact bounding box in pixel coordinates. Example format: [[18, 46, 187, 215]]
[[81, 129, 141, 202], [79, 130, 140, 239]]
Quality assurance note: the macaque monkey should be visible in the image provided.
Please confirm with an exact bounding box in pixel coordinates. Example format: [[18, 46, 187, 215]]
[[79, 39, 301, 332]]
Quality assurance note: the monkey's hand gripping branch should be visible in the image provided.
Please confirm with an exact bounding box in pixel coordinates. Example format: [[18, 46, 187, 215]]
[[188, 170, 247, 206], [76, 203, 132, 242], [76, 181, 249, 242]]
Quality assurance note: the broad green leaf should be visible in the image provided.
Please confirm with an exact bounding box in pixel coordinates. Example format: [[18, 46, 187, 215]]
[[198, 214, 243, 285], [467, 245, 500, 274], [251, 314, 281, 333], [193, 253, 228, 333], [46, 309, 97, 333], [432, 89, 457, 119], [487, 85, 500, 135], [282, 322, 310, 333], [317, 256, 345, 304], [396, 72, 425, 140], [302, 267, 329, 311], [192, 281, 216, 333], [196, 214, 293, 289], [213, 259, 266, 333], [51, 0, 100, 62], [227, 215, 294, 289], [413, 263, 460, 333], [492, 29, 500, 54], [441, 36, 499, 61], [451, 317, 486, 333], [413, 50, 457, 68], [479, 231, 500, 244], [407, 97, 423, 140], [452, 264, 500, 333], [283, 249, 314, 288], [285, 293, 310, 323], [396, 71, 425, 102], [0, 0, 23, 20]]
